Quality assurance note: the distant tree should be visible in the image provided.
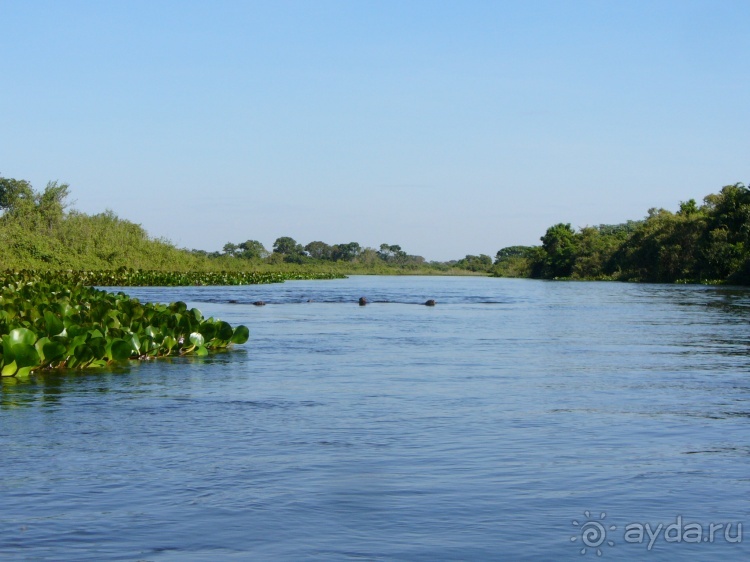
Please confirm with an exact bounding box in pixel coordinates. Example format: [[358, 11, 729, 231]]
[[0, 176, 70, 232], [455, 254, 493, 272], [494, 246, 535, 263], [222, 242, 238, 256], [273, 236, 304, 256], [378, 243, 407, 263], [611, 207, 706, 282], [492, 246, 538, 277], [272, 236, 307, 263], [332, 242, 361, 261], [36, 181, 71, 231], [0, 176, 34, 215], [305, 240, 334, 260], [356, 247, 380, 265], [678, 199, 699, 217], [571, 227, 611, 279], [539, 223, 578, 278], [238, 239, 268, 260]]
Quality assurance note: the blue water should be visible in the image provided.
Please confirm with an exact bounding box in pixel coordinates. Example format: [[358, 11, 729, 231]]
[[1, 276, 749, 560]]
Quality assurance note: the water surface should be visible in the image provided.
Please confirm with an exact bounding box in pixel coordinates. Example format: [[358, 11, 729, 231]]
[[1, 276, 749, 560]]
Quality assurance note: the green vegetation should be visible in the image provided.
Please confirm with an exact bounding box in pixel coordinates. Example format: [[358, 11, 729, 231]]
[[0, 270, 250, 379], [492, 246, 540, 278], [28, 268, 344, 287], [0, 175, 233, 271], [493, 182, 750, 284], [0, 175, 478, 276], [10, 173, 749, 289], [217, 236, 468, 274]]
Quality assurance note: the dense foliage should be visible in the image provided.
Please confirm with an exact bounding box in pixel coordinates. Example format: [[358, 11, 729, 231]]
[[12, 174, 749, 285], [22, 268, 346, 287], [0, 176, 228, 271], [0, 175, 479, 275], [0, 271, 250, 378], [493, 183, 750, 283], [220, 237, 436, 268]]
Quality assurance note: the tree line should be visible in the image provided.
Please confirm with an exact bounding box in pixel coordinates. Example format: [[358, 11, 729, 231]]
[[493, 182, 750, 283], [6, 173, 750, 283], [213, 237, 430, 267]]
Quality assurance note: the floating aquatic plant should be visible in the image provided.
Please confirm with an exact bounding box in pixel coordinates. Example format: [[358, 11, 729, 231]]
[[10, 267, 346, 287], [0, 271, 250, 378]]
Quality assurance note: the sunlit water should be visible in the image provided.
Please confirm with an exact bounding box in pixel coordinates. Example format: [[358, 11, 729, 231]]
[[1, 276, 749, 561]]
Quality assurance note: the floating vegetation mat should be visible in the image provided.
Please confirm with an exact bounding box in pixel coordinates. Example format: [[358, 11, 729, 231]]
[[0, 271, 252, 378], [51, 268, 347, 286]]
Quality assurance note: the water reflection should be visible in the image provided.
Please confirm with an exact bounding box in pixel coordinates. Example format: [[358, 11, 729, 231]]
[[0, 353, 246, 409]]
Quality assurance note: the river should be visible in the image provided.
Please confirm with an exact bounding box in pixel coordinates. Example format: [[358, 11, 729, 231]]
[[1, 276, 749, 560]]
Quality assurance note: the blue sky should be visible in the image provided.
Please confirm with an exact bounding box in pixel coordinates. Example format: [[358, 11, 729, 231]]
[[1, 0, 748, 260]]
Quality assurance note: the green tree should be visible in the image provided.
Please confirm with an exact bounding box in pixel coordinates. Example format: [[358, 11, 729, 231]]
[[538, 223, 577, 278], [273, 236, 302, 255], [494, 246, 535, 263], [571, 226, 621, 279], [0, 176, 35, 216], [222, 242, 238, 256], [678, 199, 699, 216], [699, 183, 750, 281], [238, 240, 268, 260], [332, 242, 361, 261], [378, 243, 407, 263], [272, 236, 307, 263], [455, 254, 493, 272], [304, 241, 334, 260], [612, 208, 706, 282]]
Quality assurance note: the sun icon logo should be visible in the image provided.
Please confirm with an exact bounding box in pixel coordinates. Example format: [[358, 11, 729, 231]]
[[571, 511, 616, 556]]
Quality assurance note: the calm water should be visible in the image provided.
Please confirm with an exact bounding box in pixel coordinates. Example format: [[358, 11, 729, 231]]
[[1, 276, 749, 561]]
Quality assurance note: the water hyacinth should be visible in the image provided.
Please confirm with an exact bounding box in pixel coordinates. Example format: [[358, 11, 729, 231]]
[[0, 271, 250, 378], [10, 268, 345, 287]]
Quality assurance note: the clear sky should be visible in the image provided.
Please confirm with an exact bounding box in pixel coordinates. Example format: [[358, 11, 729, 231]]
[[1, 0, 748, 261]]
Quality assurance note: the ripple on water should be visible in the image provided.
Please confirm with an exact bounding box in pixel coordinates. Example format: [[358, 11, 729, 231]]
[[2, 277, 750, 560]]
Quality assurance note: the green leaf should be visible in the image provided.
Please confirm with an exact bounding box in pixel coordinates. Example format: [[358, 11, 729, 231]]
[[15, 366, 35, 378], [162, 335, 177, 352], [11, 343, 40, 369], [3, 303, 18, 320], [198, 322, 216, 340], [9, 328, 36, 346], [110, 339, 133, 361], [35, 336, 51, 363], [1, 360, 17, 377], [189, 332, 204, 347], [230, 325, 250, 345], [128, 333, 141, 354], [66, 324, 86, 338], [73, 344, 94, 366], [169, 301, 187, 313], [44, 310, 64, 336], [216, 321, 234, 341], [42, 341, 67, 365]]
